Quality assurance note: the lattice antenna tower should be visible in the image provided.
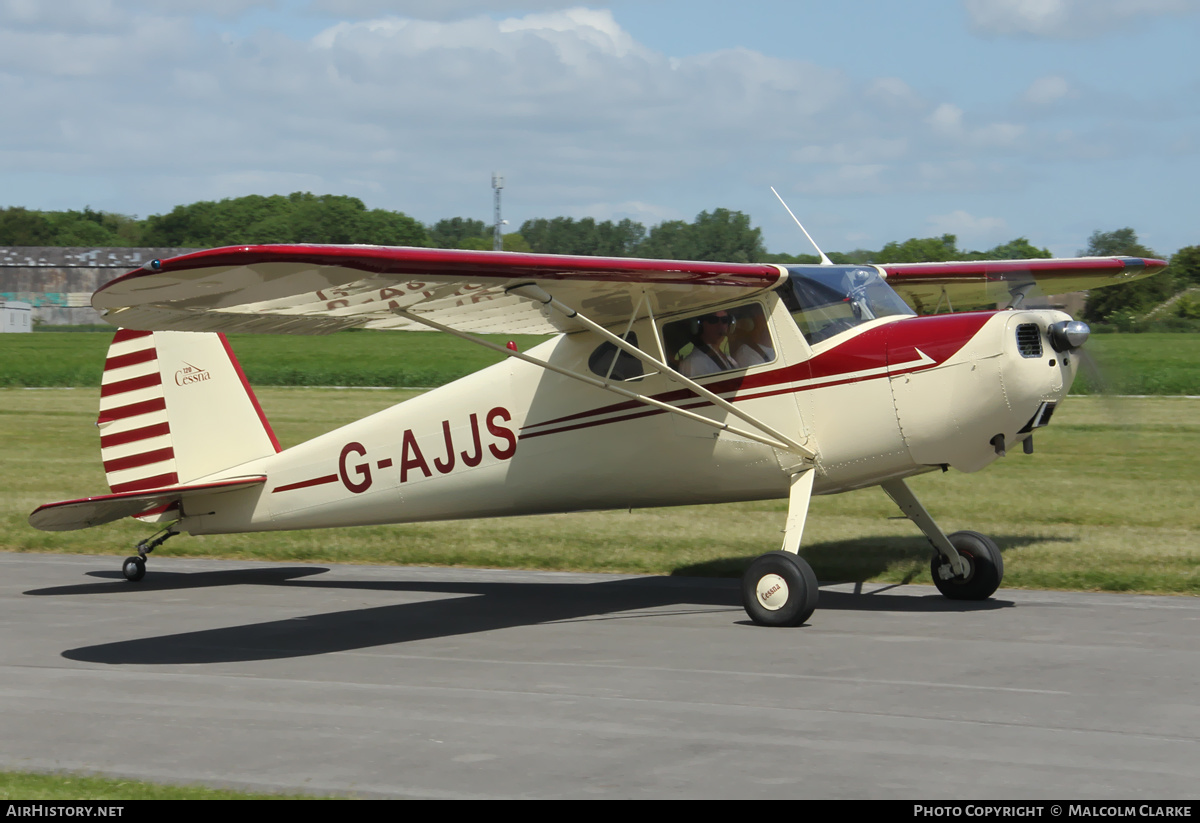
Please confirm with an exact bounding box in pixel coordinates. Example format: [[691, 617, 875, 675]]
[[492, 173, 505, 251]]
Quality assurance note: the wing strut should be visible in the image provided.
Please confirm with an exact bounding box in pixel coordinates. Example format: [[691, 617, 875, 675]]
[[504, 284, 817, 461], [933, 288, 954, 315], [393, 300, 817, 462]]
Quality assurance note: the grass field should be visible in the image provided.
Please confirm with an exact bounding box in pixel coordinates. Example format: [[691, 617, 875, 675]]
[[4, 329, 1198, 394], [1073, 333, 1200, 395], [1, 329, 550, 388], [4, 387, 1196, 594], [0, 771, 331, 800]]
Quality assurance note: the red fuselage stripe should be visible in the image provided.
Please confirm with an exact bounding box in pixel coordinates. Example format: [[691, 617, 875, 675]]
[[520, 313, 993, 441], [271, 474, 339, 494], [520, 365, 909, 441]]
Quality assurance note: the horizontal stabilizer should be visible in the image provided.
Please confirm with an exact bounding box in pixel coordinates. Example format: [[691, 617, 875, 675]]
[[28, 476, 266, 532]]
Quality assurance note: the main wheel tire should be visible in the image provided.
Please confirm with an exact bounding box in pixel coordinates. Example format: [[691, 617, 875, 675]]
[[741, 551, 819, 627], [122, 556, 146, 582], [931, 531, 1003, 601]]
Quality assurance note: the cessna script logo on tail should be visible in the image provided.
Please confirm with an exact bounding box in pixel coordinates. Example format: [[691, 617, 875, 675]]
[[175, 361, 212, 386]]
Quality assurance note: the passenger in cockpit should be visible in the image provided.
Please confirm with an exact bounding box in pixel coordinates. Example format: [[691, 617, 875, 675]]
[[732, 305, 774, 368]]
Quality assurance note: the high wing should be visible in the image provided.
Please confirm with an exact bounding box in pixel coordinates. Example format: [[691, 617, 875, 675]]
[[93, 245, 787, 335], [878, 256, 1169, 314]]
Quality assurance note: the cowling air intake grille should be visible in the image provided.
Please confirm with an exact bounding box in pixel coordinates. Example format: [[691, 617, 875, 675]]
[[1016, 323, 1042, 358]]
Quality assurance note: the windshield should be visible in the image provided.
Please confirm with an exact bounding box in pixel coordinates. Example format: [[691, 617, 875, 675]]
[[778, 265, 915, 344]]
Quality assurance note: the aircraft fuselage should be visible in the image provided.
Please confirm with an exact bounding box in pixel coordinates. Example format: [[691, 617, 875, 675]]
[[179, 293, 1078, 535]]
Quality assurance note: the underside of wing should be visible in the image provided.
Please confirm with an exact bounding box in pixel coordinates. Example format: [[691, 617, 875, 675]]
[[93, 245, 787, 335], [878, 256, 1169, 314]]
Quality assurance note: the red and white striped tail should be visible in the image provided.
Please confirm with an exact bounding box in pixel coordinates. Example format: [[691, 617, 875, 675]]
[[98, 329, 279, 505], [99, 330, 178, 493]]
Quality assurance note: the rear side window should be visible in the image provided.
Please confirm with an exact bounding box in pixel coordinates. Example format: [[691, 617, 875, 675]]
[[588, 332, 644, 381]]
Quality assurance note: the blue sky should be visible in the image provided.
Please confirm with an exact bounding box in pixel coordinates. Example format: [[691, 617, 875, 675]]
[[1, 0, 1197, 258]]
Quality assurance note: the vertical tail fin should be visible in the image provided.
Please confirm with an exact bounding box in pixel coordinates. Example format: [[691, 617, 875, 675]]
[[98, 330, 280, 494]]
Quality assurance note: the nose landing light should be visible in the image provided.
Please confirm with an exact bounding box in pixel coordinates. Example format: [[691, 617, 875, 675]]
[[1048, 320, 1090, 352]]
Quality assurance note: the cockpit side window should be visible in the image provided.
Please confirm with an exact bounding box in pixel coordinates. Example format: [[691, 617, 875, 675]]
[[661, 303, 776, 378], [779, 265, 915, 344], [588, 331, 644, 381]]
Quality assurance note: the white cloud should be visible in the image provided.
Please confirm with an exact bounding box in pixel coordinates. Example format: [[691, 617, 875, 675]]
[[793, 165, 890, 197], [568, 200, 682, 224], [306, 1, 577, 21], [975, 122, 1026, 148], [0, 0, 278, 29], [498, 7, 636, 59], [964, 0, 1200, 38], [1022, 74, 1075, 107], [792, 138, 908, 165], [0, 14, 192, 77], [865, 77, 926, 112], [152, 169, 333, 204], [131, 0, 279, 18], [925, 103, 1025, 149], [926, 209, 1010, 248], [0, 2, 1187, 258], [0, 6, 856, 221], [0, 0, 129, 32], [928, 103, 965, 137]]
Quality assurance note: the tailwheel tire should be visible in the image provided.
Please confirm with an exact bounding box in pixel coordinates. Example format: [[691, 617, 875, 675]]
[[741, 551, 819, 627], [931, 530, 1003, 601], [122, 556, 146, 583]]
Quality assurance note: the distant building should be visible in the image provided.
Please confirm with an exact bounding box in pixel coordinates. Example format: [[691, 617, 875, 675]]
[[1, 299, 32, 332], [0, 247, 198, 325]]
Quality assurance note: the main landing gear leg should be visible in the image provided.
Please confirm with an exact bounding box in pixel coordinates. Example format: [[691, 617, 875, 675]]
[[880, 479, 1003, 600], [122, 525, 179, 583], [741, 470, 819, 627]]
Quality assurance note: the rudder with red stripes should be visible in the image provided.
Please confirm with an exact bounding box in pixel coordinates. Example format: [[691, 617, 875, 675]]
[[98, 330, 280, 497]]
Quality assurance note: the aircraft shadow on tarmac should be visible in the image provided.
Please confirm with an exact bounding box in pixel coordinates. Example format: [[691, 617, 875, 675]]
[[27, 559, 1014, 666], [677, 533, 1070, 583]]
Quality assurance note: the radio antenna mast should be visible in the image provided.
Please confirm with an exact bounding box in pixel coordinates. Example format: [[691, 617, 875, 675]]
[[770, 186, 832, 265], [492, 173, 505, 251]]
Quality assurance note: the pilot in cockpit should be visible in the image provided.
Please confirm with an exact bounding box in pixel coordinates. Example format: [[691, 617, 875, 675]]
[[679, 311, 738, 377]]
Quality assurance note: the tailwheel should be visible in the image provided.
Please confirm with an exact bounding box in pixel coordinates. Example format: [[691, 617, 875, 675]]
[[119, 525, 178, 583], [931, 530, 1003, 601], [741, 551, 819, 627], [122, 556, 146, 582]]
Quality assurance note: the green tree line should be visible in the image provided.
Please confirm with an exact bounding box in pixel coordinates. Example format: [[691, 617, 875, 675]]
[[3, 194, 1197, 323]]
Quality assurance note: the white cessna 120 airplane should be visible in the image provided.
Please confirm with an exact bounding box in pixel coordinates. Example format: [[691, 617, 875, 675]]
[[28, 238, 1166, 626]]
